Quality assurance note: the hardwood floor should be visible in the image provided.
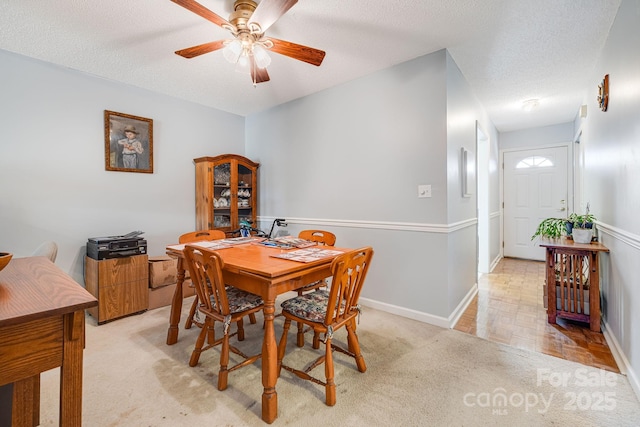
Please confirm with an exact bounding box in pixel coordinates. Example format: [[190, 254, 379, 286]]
[[454, 257, 619, 373]]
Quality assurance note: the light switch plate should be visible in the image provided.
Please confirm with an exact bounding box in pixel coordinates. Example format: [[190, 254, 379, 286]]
[[418, 184, 431, 198]]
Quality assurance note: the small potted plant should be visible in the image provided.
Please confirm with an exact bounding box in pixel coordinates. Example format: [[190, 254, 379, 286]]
[[568, 203, 596, 243]]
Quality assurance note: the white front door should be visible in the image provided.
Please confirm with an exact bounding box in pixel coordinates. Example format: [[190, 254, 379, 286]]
[[503, 146, 569, 261]]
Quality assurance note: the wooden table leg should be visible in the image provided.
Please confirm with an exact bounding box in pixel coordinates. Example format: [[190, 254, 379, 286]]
[[261, 297, 278, 424], [546, 248, 557, 325], [59, 311, 85, 426], [166, 259, 186, 345], [10, 377, 37, 427], [589, 252, 601, 332]]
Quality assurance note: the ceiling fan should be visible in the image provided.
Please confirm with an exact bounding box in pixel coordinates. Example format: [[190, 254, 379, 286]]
[[170, 0, 326, 85]]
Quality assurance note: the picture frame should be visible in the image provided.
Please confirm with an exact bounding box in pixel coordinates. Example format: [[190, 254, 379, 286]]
[[104, 110, 153, 173]]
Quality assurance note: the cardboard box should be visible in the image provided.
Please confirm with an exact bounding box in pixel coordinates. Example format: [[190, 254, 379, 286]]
[[148, 256, 178, 288], [148, 280, 195, 310]]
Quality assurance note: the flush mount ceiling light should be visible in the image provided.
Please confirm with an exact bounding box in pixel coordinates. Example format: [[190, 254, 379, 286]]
[[522, 98, 540, 112]]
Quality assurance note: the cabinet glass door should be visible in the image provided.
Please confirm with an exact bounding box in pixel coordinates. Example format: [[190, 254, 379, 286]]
[[237, 163, 253, 226], [213, 161, 232, 229]]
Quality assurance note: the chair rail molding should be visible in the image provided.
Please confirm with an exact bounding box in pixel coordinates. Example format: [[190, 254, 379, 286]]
[[596, 221, 640, 251], [258, 216, 478, 234]]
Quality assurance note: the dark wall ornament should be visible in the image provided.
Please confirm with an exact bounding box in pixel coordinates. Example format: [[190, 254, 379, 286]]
[[597, 74, 609, 112]]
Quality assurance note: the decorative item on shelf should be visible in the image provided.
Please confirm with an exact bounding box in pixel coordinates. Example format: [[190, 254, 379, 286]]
[[0, 252, 12, 272], [214, 216, 231, 228], [214, 163, 231, 185], [597, 74, 609, 112]]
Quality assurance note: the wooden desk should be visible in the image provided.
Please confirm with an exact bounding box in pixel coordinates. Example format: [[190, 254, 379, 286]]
[[166, 243, 344, 424], [0, 256, 98, 426], [539, 238, 609, 332]]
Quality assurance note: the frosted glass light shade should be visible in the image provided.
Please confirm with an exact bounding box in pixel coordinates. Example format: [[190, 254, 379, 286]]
[[252, 44, 271, 69], [223, 39, 242, 64]]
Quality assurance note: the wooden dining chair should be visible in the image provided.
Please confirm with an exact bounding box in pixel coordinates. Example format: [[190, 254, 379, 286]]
[[294, 229, 337, 348], [179, 230, 257, 331], [183, 244, 264, 391], [276, 247, 373, 406]]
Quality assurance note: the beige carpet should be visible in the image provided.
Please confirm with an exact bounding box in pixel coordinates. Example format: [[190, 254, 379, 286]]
[[38, 296, 640, 426]]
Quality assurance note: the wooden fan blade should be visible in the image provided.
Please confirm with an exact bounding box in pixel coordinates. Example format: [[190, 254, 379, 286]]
[[251, 56, 270, 84], [171, 0, 232, 28], [175, 40, 226, 58], [248, 0, 298, 34], [266, 37, 325, 66]]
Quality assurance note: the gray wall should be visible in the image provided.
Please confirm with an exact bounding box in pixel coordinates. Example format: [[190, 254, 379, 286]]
[[500, 122, 575, 150], [580, 0, 640, 397], [246, 49, 500, 325], [0, 49, 246, 283]]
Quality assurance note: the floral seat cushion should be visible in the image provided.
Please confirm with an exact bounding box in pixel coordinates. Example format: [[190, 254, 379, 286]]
[[281, 289, 345, 323], [210, 286, 263, 314]]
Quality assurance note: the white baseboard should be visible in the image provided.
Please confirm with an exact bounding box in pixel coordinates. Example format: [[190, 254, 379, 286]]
[[448, 283, 479, 328], [489, 254, 501, 272], [359, 297, 450, 329], [359, 282, 479, 331], [602, 320, 640, 402]]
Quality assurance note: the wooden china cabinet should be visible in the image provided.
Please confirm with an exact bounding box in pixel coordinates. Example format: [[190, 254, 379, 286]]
[[194, 154, 259, 234]]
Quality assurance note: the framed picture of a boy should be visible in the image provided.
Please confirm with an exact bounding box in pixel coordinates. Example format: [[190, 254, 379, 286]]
[[104, 110, 153, 173]]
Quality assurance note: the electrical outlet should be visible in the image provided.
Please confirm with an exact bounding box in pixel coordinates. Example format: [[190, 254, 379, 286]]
[[418, 184, 431, 198]]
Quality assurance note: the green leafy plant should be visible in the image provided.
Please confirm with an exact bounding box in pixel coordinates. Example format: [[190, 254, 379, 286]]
[[531, 217, 568, 240], [568, 213, 596, 229], [568, 203, 596, 229]]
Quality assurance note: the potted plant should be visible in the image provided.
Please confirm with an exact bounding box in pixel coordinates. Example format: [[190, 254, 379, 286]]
[[568, 203, 596, 243], [531, 203, 597, 243]]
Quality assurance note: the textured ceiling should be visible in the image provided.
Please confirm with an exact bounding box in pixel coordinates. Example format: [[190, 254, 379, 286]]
[[0, 0, 621, 132]]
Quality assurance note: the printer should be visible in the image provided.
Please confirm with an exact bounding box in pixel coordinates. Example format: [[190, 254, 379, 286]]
[[86, 231, 147, 260]]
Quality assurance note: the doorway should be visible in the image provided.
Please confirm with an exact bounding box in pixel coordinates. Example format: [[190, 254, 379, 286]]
[[503, 146, 569, 261]]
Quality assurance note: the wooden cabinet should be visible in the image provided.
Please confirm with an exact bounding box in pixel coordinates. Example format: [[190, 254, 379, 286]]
[[194, 154, 259, 234], [84, 255, 149, 324], [540, 238, 609, 332]]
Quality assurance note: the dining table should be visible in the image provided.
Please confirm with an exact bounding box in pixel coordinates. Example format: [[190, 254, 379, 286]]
[[0, 256, 98, 426], [165, 239, 346, 424]]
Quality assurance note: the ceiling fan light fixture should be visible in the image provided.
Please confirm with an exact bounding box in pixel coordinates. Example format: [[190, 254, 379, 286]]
[[223, 39, 243, 64], [253, 43, 271, 69]]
